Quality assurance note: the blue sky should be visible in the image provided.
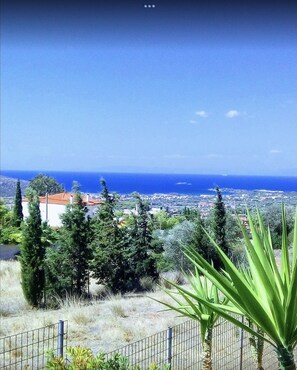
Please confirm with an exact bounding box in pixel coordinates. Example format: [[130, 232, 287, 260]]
[[1, 0, 297, 176]]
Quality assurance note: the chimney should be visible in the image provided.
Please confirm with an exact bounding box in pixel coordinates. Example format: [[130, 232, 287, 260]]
[[86, 193, 90, 205], [70, 194, 73, 204]]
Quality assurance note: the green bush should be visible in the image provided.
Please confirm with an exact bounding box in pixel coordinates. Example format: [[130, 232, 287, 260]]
[[46, 347, 169, 370]]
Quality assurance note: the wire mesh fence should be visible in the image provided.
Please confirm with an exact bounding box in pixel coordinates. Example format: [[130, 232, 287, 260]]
[[1, 318, 297, 369], [0, 320, 68, 370], [108, 318, 297, 369]]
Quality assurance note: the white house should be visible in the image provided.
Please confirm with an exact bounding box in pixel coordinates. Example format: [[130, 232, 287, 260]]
[[22, 193, 102, 228]]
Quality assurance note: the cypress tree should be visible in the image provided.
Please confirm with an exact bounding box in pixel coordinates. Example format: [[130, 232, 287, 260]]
[[13, 179, 23, 227], [212, 187, 230, 258], [20, 190, 45, 308], [189, 212, 214, 263], [90, 179, 130, 293], [127, 193, 159, 289], [46, 185, 91, 298]]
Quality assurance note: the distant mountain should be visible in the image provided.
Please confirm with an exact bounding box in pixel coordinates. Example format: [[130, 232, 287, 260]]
[[0, 176, 29, 198]]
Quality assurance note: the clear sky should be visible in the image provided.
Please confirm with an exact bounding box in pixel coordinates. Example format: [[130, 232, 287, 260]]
[[1, 0, 297, 176]]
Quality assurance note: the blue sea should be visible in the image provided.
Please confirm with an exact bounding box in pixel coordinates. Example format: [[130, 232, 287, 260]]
[[1, 170, 297, 195]]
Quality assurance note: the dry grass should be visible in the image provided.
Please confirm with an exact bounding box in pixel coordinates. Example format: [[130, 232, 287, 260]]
[[0, 260, 185, 354]]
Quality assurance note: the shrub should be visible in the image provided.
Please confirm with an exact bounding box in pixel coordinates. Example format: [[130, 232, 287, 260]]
[[46, 347, 169, 369]]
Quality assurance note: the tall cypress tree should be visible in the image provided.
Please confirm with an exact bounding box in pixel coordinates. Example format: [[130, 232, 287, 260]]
[[127, 193, 159, 289], [212, 187, 229, 257], [20, 190, 45, 308], [189, 212, 214, 262], [90, 179, 130, 293], [46, 185, 91, 298], [13, 179, 23, 227]]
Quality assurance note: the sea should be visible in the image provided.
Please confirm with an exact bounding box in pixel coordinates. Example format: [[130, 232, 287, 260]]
[[1, 170, 297, 195]]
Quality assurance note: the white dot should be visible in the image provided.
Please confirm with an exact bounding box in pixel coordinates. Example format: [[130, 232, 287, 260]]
[[144, 4, 147, 7], [152, 4, 155, 7]]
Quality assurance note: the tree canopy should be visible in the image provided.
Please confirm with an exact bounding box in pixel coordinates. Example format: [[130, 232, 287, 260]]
[[29, 174, 65, 196]]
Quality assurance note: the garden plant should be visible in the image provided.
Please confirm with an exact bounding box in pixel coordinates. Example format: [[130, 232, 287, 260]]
[[166, 206, 297, 370]]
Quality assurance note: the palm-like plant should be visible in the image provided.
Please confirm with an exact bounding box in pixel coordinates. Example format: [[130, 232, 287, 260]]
[[182, 206, 297, 370], [156, 271, 228, 370]]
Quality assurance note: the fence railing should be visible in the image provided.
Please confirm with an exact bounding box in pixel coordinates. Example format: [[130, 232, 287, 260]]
[[1, 318, 297, 369], [0, 320, 68, 370], [107, 318, 296, 369]]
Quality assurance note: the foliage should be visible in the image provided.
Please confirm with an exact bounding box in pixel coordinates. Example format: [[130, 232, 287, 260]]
[[262, 205, 295, 249], [246, 318, 265, 370], [211, 187, 229, 259], [0, 200, 22, 244], [0, 226, 22, 244], [181, 207, 200, 222], [46, 187, 91, 300], [13, 179, 23, 227], [46, 347, 170, 370], [158, 220, 195, 271], [29, 173, 64, 196], [91, 179, 131, 293], [126, 193, 159, 290], [188, 212, 216, 266], [225, 212, 242, 246], [152, 210, 180, 230], [46, 348, 142, 369], [19, 190, 45, 308], [156, 270, 228, 370], [182, 206, 297, 369]]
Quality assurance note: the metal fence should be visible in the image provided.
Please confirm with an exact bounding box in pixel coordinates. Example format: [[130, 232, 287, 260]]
[[0, 320, 67, 370], [108, 318, 297, 369], [1, 318, 297, 369]]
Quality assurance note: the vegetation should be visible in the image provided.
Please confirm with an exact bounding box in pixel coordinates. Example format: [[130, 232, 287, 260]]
[[46, 349, 141, 370], [2, 172, 297, 368], [262, 205, 295, 249], [188, 213, 213, 264], [211, 187, 230, 264], [19, 190, 45, 308], [0, 200, 22, 244], [29, 173, 65, 196], [157, 272, 228, 370], [46, 347, 170, 370], [126, 193, 159, 290], [90, 179, 131, 293], [174, 206, 297, 370], [158, 220, 195, 271], [12, 179, 23, 227], [46, 186, 91, 301]]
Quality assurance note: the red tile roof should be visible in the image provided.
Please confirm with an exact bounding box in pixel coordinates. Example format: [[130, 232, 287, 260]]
[[23, 193, 103, 206]]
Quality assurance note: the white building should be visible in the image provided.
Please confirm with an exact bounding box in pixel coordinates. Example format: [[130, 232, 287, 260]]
[[22, 193, 102, 228]]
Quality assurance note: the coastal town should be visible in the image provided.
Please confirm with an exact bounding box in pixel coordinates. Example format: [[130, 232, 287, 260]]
[[1, 175, 297, 218], [116, 188, 297, 217]]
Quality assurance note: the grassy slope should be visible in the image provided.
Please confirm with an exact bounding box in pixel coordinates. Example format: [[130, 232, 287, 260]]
[[0, 260, 185, 354]]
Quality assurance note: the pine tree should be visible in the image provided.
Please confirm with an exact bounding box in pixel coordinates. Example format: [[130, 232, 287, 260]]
[[13, 179, 23, 227], [127, 194, 159, 289], [29, 174, 64, 196], [20, 190, 45, 308], [46, 186, 91, 299], [90, 179, 131, 293], [212, 187, 230, 258], [188, 211, 222, 269]]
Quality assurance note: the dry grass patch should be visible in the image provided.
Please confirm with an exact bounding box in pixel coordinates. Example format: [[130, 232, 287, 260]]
[[0, 260, 186, 354]]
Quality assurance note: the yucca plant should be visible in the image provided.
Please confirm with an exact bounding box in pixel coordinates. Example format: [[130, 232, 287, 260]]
[[156, 272, 228, 370], [182, 206, 297, 370]]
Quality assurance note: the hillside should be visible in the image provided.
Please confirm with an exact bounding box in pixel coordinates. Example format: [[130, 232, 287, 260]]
[[0, 176, 29, 198]]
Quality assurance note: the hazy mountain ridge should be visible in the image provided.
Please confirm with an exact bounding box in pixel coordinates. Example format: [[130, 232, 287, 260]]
[[0, 176, 29, 198]]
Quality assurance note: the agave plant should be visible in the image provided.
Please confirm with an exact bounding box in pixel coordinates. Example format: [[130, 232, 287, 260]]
[[182, 206, 297, 370], [156, 271, 228, 370]]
